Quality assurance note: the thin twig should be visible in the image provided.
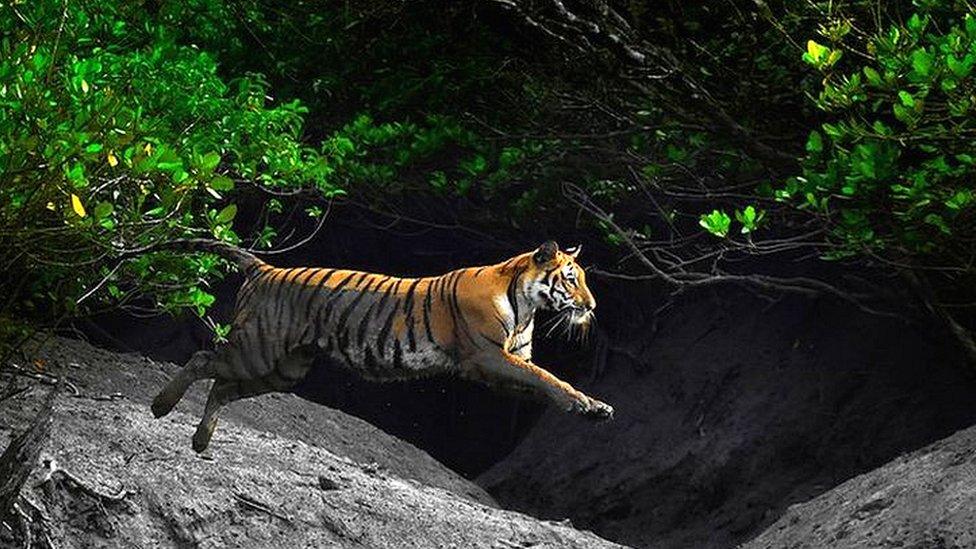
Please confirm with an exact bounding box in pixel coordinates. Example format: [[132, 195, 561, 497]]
[[232, 493, 293, 523]]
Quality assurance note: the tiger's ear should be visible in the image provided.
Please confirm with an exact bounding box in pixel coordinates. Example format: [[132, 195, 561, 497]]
[[565, 244, 582, 259], [532, 240, 559, 265]]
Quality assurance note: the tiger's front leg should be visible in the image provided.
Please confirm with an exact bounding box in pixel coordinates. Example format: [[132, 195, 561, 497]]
[[469, 349, 614, 421]]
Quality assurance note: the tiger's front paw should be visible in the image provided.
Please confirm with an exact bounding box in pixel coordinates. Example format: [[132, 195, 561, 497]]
[[572, 396, 614, 421]]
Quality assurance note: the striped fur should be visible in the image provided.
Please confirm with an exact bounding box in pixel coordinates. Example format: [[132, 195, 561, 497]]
[[151, 240, 613, 452]]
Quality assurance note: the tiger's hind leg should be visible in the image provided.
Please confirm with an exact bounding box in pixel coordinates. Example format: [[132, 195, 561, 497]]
[[151, 350, 218, 418], [191, 379, 240, 453], [191, 347, 316, 452]]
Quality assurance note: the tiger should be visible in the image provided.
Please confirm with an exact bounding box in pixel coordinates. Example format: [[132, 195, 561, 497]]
[[149, 239, 614, 452]]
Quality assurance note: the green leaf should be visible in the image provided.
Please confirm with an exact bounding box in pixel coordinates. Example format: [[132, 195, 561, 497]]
[[947, 55, 973, 78], [201, 152, 221, 172], [897, 91, 915, 108], [924, 213, 951, 234], [907, 13, 925, 33], [805, 131, 823, 153], [734, 205, 765, 234], [825, 49, 843, 67], [911, 48, 934, 77], [209, 175, 234, 191], [862, 66, 882, 86], [93, 201, 113, 219], [872, 121, 891, 135], [946, 189, 972, 210], [66, 163, 86, 188], [699, 209, 731, 238], [893, 103, 913, 124], [216, 204, 237, 224]]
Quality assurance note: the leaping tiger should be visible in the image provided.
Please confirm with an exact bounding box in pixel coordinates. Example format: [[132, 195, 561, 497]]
[[150, 239, 614, 452]]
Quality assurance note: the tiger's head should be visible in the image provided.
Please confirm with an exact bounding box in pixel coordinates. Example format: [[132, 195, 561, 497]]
[[525, 240, 596, 328]]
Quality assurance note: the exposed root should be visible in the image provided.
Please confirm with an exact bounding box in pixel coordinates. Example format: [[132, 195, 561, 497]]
[[36, 459, 129, 503]]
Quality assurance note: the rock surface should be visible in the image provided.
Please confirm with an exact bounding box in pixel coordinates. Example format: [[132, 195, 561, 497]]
[[0, 337, 622, 548], [744, 423, 976, 549]]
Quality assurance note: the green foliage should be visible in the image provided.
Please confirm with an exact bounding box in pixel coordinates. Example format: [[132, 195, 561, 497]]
[[5, 0, 976, 345], [699, 210, 732, 238], [783, 4, 976, 262], [0, 0, 434, 335]]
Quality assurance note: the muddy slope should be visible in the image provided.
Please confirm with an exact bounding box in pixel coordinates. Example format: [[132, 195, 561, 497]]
[[0, 337, 622, 548], [479, 288, 976, 548], [744, 423, 976, 549]]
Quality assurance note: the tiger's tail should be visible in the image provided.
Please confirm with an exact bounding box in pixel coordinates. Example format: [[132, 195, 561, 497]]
[[128, 238, 268, 278]]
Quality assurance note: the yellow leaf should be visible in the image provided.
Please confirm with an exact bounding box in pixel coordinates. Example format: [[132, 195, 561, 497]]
[[806, 40, 827, 61], [81, 79, 89, 93], [107, 151, 118, 167], [70, 194, 86, 217], [143, 143, 153, 155], [46, 201, 55, 211]]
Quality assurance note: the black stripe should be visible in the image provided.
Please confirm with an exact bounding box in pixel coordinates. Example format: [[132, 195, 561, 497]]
[[338, 331, 356, 367], [237, 267, 274, 307], [270, 268, 304, 342], [309, 269, 339, 315], [289, 267, 312, 284], [309, 269, 338, 342], [481, 333, 504, 348], [441, 271, 461, 346], [353, 271, 371, 288], [393, 338, 404, 369], [402, 279, 421, 352], [315, 272, 357, 327], [449, 271, 476, 346], [511, 338, 531, 352], [315, 269, 339, 290], [374, 277, 397, 315], [235, 280, 259, 312], [494, 313, 509, 335], [363, 346, 380, 377], [376, 293, 400, 356], [439, 271, 451, 303], [357, 277, 394, 346], [422, 279, 436, 345], [281, 268, 315, 350], [255, 314, 273, 377], [294, 268, 319, 294], [268, 268, 292, 305], [335, 276, 381, 337], [506, 266, 525, 329]]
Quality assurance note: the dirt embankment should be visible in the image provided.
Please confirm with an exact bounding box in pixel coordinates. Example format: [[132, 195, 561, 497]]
[[744, 423, 976, 549], [0, 337, 623, 548], [480, 288, 976, 548]]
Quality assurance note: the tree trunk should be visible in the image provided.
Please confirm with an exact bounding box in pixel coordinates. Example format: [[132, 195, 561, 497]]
[[0, 381, 58, 517]]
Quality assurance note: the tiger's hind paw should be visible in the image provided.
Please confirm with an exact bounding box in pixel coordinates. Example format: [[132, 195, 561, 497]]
[[151, 392, 176, 418]]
